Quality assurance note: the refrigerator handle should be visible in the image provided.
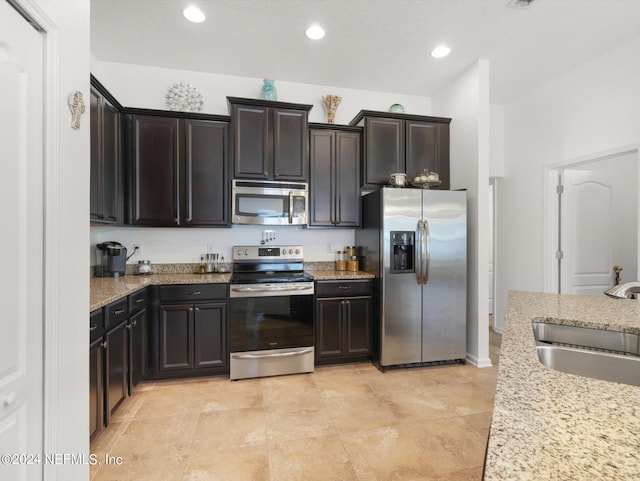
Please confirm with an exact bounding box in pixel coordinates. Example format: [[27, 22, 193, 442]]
[[424, 218, 431, 285], [416, 221, 423, 285]]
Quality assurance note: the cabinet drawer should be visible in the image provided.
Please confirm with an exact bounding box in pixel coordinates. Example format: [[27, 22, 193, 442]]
[[159, 284, 227, 302], [90, 308, 104, 343], [105, 298, 129, 330], [316, 280, 372, 298], [129, 288, 147, 314]]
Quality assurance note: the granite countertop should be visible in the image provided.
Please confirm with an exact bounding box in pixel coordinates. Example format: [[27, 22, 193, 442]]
[[90, 270, 374, 312], [484, 291, 640, 480]]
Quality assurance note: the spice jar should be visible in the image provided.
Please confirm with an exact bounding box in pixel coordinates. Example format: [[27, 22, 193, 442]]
[[347, 255, 359, 272], [138, 260, 152, 275], [345, 246, 356, 257], [335, 251, 347, 271]]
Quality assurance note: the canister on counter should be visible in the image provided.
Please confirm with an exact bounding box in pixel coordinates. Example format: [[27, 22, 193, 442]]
[[335, 251, 347, 271], [347, 255, 359, 272], [345, 246, 356, 257]]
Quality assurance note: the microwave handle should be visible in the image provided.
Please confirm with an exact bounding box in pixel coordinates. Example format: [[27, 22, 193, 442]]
[[288, 191, 293, 224]]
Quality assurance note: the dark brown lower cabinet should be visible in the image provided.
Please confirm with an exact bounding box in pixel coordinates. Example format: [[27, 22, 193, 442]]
[[89, 338, 104, 439], [105, 320, 128, 424], [128, 307, 147, 391], [315, 280, 372, 364], [158, 301, 228, 374]]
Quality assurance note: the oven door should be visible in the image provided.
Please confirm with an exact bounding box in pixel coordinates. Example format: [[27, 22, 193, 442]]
[[231, 180, 308, 226], [229, 282, 314, 352]]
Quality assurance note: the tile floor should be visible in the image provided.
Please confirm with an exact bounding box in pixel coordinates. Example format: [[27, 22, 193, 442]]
[[91, 330, 502, 481]]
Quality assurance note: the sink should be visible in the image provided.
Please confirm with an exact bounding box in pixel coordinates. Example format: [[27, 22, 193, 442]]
[[532, 322, 640, 387]]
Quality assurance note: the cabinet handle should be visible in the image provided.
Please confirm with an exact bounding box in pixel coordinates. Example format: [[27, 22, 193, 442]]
[[90, 324, 98, 331], [126, 324, 132, 330], [338, 285, 352, 290], [194, 306, 200, 311], [188, 291, 202, 296], [135, 298, 145, 303], [132, 320, 137, 326], [102, 341, 108, 349], [114, 309, 126, 315]]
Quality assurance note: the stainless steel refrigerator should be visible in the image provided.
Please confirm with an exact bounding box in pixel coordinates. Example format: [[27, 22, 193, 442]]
[[356, 187, 467, 368]]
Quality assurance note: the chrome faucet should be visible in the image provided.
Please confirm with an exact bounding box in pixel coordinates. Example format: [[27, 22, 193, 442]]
[[604, 282, 640, 299]]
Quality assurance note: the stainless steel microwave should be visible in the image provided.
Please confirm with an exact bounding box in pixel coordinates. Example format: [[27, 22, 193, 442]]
[[231, 180, 308, 225]]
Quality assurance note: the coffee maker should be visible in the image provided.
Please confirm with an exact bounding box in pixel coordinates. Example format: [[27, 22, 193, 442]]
[[96, 242, 127, 277]]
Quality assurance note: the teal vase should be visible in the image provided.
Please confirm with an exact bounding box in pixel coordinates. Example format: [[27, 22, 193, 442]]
[[261, 79, 277, 101]]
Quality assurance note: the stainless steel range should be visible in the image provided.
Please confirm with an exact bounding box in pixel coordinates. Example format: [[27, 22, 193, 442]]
[[229, 245, 315, 380]]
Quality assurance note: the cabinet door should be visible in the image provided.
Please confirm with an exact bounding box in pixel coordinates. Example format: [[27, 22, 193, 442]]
[[159, 304, 192, 371], [273, 108, 308, 181], [309, 130, 335, 226], [182, 119, 229, 225], [104, 321, 128, 424], [129, 115, 179, 225], [363, 117, 404, 187], [344, 297, 371, 356], [315, 298, 344, 359], [129, 308, 147, 391], [90, 89, 101, 221], [89, 339, 104, 438], [193, 302, 228, 369], [406, 120, 449, 190], [232, 104, 270, 179], [335, 131, 361, 226], [101, 99, 120, 223]]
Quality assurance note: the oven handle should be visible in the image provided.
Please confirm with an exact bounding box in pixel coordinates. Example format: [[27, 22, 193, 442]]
[[232, 349, 313, 360], [230, 286, 313, 293]]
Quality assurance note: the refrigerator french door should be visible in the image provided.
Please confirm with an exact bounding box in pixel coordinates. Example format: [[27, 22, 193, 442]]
[[358, 187, 466, 368]]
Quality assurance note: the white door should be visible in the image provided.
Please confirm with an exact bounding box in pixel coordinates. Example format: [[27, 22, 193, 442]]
[[0, 2, 44, 480], [560, 152, 638, 295]]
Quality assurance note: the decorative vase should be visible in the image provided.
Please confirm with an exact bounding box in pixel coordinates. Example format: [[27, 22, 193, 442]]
[[261, 79, 277, 101], [322, 95, 342, 124], [388, 103, 405, 113]]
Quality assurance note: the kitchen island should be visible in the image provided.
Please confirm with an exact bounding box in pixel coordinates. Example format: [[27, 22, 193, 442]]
[[485, 291, 640, 480]]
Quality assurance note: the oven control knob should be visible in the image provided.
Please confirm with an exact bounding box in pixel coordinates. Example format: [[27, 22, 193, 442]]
[[236, 248, 241, 256], [288, 248, 293, 254], [281, 248, 286, 255], [295, 248, 300, 255], [244, 249, 249, 256]]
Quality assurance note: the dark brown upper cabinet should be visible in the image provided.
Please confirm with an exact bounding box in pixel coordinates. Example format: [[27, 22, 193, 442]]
[[228, 97, 312, 181], [309, 125, 362, 227], [350, 110, 451, 190], [123, 110, 230, 227], [90, 76, 122, 225]]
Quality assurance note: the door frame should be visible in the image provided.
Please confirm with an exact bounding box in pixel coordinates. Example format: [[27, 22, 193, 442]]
[[9, 1, 61, 479], [543, 143, 640, 294]]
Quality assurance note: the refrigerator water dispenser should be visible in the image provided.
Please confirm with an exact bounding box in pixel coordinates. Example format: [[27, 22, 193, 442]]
[[391, 231, 415, 273]]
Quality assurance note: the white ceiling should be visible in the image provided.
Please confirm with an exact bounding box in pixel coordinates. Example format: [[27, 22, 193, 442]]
[[90, 0, 640, 104]]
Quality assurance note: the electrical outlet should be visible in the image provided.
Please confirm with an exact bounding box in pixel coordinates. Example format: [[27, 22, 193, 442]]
[[133, 244, 142, 256], [327, 243, 334, 253]]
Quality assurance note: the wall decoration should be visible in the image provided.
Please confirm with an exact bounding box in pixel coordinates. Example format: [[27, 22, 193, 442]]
[[261, 79, 277, 101], [322, 95, 342, 124], [165, 82, 204, 112], [68, 91, 85, 129], [388, 103, 405, 113]]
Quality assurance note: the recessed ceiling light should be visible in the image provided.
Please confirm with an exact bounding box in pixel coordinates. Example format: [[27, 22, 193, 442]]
[[431, 45, 451, 58], [305, 24, 325, 40], [183, 6, 206, 23]]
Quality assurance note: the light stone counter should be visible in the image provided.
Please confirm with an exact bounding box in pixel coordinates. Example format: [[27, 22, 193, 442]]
[[90, 270, 373, 312], [484, 291, 640, 480], [90, 273, 231, 311]]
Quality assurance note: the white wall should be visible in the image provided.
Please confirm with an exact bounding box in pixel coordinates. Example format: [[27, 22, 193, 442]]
[[91, 60, 432, 124], [495, 34, 640, 331], [91, 225, 354, 266], [432, 60, 492, 367], [490, 104, 505, 178], [33, 1, 90, 480]]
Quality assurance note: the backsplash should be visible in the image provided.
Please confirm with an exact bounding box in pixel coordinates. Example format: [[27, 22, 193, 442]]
[[90, 225, 355, 267]]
